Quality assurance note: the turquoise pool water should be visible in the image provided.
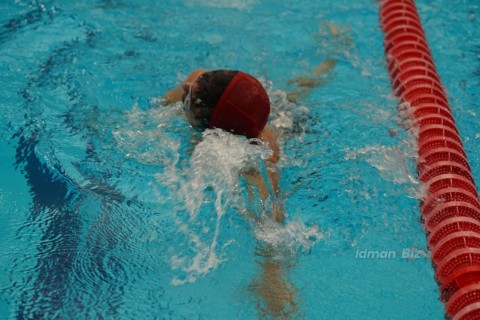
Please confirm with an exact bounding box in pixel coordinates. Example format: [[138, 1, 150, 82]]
[[0, 0, 479, 319]]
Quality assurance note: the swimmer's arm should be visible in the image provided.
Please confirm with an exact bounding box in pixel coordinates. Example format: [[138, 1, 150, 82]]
[[250, 127, 296, 313], [244, 125, 284, 223], [258, 125, 281, 196], [259, 126, 285, 223]]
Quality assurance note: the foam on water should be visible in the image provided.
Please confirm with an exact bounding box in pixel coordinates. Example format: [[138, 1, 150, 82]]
[[168, 129, 270, 285], [254, 215, 324, 256], [343, 97, 426, 201], [345, 144, 415, 183], [112, 103, 182, 167]]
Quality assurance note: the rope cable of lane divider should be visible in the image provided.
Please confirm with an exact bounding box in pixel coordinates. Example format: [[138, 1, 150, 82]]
[[378, 0, 480, 319]]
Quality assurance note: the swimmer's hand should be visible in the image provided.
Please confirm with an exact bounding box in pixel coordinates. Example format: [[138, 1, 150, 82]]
[[313, 59, 336, 76], [286, 59, 336, 101], [286, 59, 335, 88], [286, 77, 326, 89]]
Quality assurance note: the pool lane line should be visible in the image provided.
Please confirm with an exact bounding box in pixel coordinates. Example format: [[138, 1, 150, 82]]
[[379, 0, 480, 319]]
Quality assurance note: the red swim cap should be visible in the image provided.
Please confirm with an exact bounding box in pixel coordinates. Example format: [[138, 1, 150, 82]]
[[209, 71, 270, 139]]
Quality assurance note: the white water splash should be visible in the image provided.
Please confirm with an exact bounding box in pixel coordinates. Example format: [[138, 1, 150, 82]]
[[112, 103, 182, 167], [344, 135, 423, 199], [345, 145, 413, 184], [180, 129, 272, 219], [112, 84, 319, 285], [168, 129, 271, 285], [254, 215, 325, 256]]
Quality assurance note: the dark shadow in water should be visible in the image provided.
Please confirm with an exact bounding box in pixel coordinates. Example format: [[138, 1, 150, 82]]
[[13, 127, 83, 319], [0, 1, 59, 44], [5, 21, 137, 316]]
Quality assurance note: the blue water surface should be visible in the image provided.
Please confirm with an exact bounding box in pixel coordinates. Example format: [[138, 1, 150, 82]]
[[0, 0, 479, 319]]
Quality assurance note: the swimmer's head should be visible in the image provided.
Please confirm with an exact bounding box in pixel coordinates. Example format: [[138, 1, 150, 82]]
[[181, 70, 270, 138]]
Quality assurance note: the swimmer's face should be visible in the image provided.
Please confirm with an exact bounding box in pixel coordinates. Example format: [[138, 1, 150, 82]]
[[181, 69, 207, 128]]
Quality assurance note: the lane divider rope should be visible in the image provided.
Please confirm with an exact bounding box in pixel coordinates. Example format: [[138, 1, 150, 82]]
[[379, 1, 480, 319]]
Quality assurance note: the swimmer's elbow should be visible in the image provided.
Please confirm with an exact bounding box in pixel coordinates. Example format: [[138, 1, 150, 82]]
[[267, 149, 279, 164]]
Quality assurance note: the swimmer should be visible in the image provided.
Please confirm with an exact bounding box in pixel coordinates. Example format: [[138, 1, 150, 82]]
[[164, 69, 297, 318], [164, 69, 283, 222]]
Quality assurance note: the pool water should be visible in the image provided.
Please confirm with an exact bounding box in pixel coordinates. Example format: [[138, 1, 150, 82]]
[[0, 0, 479, 319]]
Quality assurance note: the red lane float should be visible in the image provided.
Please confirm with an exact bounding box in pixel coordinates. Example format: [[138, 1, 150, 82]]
[[379, 1, 480, 319]]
